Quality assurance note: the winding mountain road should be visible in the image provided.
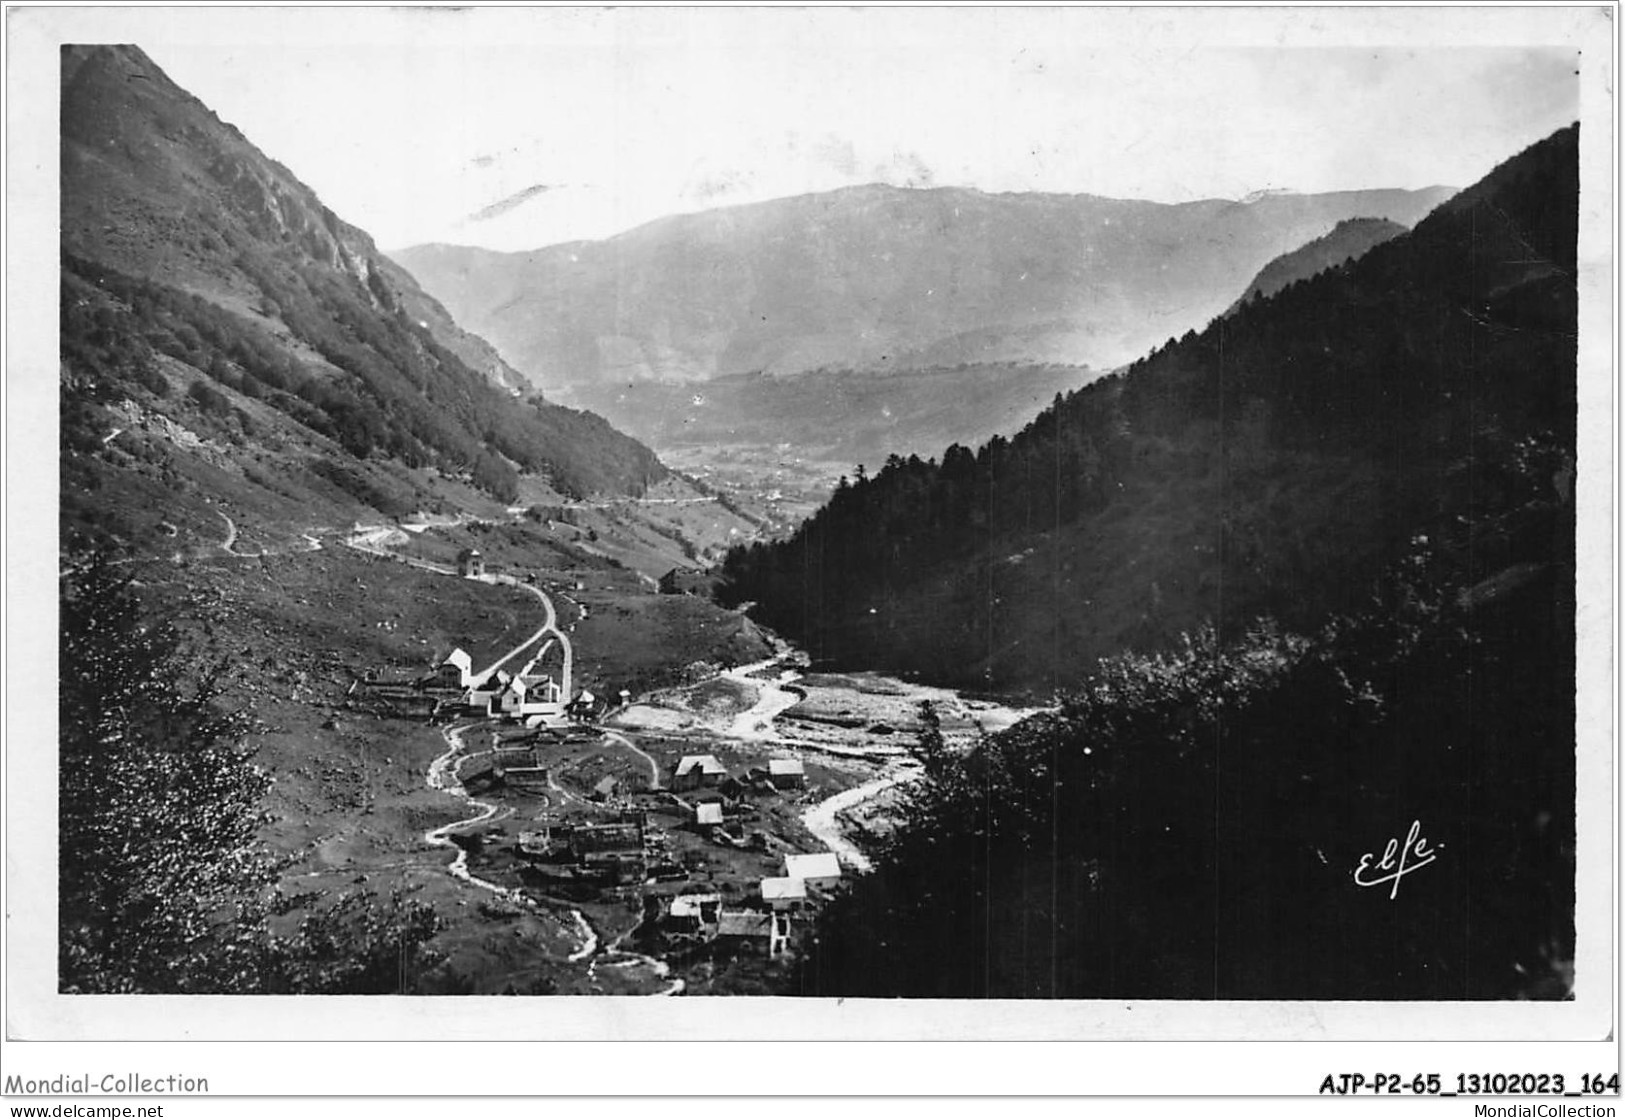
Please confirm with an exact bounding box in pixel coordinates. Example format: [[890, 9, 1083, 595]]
[[216, 511, 262, 558], [340, 526, 573, 687], [469, 575, 563, 682]]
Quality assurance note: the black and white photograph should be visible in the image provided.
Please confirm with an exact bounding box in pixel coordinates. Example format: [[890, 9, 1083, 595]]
[[3, 1, 1617, 1102]]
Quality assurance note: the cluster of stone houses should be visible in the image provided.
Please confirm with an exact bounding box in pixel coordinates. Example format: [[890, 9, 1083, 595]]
[[429, 638, 578, 726], [518, 813, 650, 886], [654, 848, 844, 958], [668, 752, 811, 841], [661, 892, 794, 957], [671, 753, 806, 794]]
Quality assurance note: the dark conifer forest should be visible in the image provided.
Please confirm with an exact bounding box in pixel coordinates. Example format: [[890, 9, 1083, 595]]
[[725, 126, 1579, 998], [721, 126, 1577, 695]]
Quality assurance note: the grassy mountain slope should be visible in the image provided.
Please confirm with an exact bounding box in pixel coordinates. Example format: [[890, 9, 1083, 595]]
[[394, 184, 1455, 388], [60, 44, 666, 561]]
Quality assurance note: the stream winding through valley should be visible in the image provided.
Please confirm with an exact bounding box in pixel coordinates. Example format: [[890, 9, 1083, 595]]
[[421, 648, 1037, 993], [388, 523, 1034, 994]]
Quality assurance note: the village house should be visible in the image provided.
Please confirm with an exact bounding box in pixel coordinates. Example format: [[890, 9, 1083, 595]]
[[668, 892, 723, 935], [495, 747, 549, 792], [717, 910, 792, 957], [462, 669, 510, 714], [567, 689, 601, 721], [519, 815, 647, 883], [496, 676, 530, 716], [457, 548, 485, 578], [784, 851, 842, 891], [661, 894, 790, 956], [672, 754, 728, 791], [658, 567, 718, 597], [767, 758, 807, 790], [760, 876, 807, 912], [592, 774, 622, 802], [433, 648, 474, 689], [518, 817, 570, 859], [694, 801, 725, 827], [523, 673, 564, 706], [509, 642, 570, 724], [569, 818, 645, 860]]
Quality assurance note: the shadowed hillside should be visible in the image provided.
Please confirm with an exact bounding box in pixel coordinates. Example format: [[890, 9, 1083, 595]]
[[61, 44, 667, 560], [752, 125, 1578, 1001], [720, 126, 1576, 695], [1225, 216, 1409, 315]]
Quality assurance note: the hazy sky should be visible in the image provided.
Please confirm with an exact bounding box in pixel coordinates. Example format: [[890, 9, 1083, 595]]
[[107, 8, 1584, 251]]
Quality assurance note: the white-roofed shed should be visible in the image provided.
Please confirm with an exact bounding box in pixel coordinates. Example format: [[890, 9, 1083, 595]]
[[784, 851, 842, 889]]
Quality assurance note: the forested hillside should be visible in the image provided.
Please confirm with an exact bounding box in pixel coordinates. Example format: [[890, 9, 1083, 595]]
[[1225, 216, 1409, 314], [720, 125, 1577, 695], [755, 124, 1579, 1000]]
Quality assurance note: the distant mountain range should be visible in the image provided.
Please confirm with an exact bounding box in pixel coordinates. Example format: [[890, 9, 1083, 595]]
[[393, 182, 1456, 388], [558, 362, 1103, 478], [1225, 216, 1409, 315], [61, 45, 667, 556]]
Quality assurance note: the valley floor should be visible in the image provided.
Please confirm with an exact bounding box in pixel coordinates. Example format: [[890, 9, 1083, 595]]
[[131, 512, 1033, 995]]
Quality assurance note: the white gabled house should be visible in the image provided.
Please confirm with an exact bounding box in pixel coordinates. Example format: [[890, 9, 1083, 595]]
[[497, 676, 529, 716], [435, 648, 474, 689]]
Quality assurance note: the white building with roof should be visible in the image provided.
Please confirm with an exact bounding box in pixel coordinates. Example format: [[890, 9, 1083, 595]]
[[497, 676, 530, 716], [760, 876, 807, 912], [435, 648, 474, 688], [784, 851, 842, 890], [463, 669, 511, 714]]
